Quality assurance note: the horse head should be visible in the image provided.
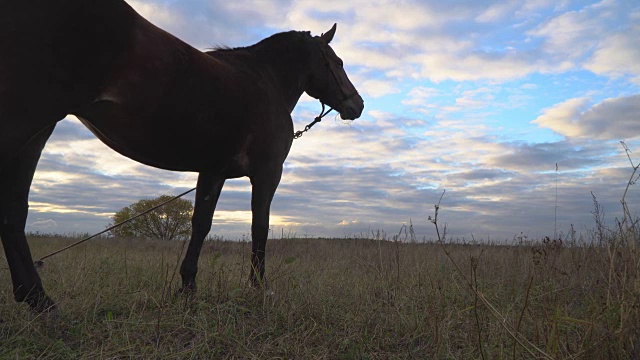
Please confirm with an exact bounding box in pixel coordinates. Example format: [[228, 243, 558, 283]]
[[305, 24, 364, 121]]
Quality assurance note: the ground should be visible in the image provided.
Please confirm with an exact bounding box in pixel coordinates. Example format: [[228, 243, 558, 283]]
[[1, 233, 639, 359]]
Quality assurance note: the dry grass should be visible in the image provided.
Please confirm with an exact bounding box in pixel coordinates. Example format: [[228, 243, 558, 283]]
[[1, 229, 639, 359]]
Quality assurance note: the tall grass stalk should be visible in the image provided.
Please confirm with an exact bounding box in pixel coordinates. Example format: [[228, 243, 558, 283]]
[[430, 190, 553, 359]]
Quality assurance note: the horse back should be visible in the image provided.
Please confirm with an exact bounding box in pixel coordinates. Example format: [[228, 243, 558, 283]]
[[0, 0, 137, 117]]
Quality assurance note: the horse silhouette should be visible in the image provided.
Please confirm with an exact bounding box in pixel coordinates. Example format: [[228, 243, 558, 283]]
[[0, 0, 363, 311]]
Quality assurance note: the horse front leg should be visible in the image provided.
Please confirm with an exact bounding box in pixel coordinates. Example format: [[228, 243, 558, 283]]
[[179, 172, 225, 291], [249, 167, 282, 288], [0, 125, 56, 311]]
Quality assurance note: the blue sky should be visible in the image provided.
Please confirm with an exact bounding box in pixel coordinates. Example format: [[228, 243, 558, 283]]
[[27, 0, 640, 241]]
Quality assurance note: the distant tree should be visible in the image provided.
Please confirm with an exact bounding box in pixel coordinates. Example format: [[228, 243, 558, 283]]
[[109, 195, 193, 240]]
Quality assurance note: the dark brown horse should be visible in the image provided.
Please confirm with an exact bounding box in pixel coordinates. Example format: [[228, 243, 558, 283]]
[[0, 0, 363, 311]]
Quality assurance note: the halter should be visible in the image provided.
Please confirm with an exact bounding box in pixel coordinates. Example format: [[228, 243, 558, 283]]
[[293, 39, 360, 139], [322, 44, 360, 102]]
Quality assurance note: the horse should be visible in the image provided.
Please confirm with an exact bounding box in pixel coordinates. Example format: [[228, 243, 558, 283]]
[[0, 0, 364, 311]]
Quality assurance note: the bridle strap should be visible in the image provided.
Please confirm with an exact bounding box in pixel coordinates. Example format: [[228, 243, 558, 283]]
[[317, 41, 360, 105]]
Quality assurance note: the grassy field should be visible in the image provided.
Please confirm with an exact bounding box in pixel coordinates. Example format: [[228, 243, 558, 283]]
[[1, 228, 638, 359]]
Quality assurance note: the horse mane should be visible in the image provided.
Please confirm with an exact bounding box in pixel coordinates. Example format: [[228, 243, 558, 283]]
[[206, 31, 313, 55]]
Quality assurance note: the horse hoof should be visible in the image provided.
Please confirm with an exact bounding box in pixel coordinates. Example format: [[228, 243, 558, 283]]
[[249, 277, 268, 289], [249, 279, 273, 296], [177, 282, 197, 296], [29, 295, 57, 313]]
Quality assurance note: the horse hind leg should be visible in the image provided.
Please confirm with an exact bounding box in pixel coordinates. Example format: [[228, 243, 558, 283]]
[[0, 106, 60, 168], [0, 125, 56, 311]]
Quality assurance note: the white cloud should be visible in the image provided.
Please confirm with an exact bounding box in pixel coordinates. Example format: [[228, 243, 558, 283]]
[[475, 1, 519, 23], [358, 79, 400, 98], [407, 86, 439, 99], [127, 1, 180, 29], [455, 87, 495, 108], [585, 25, 640, 82], [401, 86, 440, 112], [338, 219, 359, 226], [529, 1, 640, 80], [352, 2, 448, 30], [533, 95, 640, 140], [527, 4, 600, 59], [30, 219, 58, 229]]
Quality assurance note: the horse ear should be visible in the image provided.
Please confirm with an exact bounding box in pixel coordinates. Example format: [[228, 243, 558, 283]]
[[320, 23, 337, 44]]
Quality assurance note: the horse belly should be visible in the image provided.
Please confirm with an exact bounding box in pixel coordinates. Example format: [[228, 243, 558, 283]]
[[77, 110, 244, 174]]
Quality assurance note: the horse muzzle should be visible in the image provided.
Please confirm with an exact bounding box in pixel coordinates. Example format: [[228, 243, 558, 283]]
[[338, 93, 364, 120]]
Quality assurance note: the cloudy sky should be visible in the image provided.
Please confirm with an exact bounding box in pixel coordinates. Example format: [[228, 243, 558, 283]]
[[27, 0, 640, 241]]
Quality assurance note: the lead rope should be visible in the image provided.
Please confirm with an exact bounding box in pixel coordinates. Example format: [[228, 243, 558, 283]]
[[21, 102, 331, 269], [32, 187, 196, 268], [293, 103, 333, 139]]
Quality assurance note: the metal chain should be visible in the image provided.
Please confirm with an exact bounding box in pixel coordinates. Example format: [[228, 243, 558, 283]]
[[294, 103, 333, 139]]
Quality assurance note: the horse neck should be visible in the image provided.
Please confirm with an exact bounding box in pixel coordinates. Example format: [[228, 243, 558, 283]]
[[252, 41, 311, 113]]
